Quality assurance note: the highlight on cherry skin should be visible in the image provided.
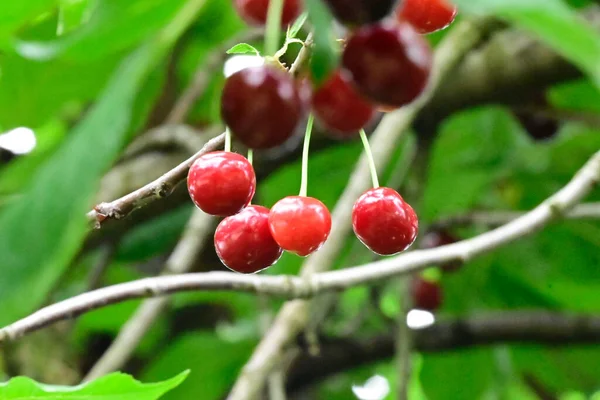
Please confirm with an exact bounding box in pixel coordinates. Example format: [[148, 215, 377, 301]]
[[214, 205, 284, 274], [396, 0, 458, 34], [221, 64, 305, 150], [234, 0, 303, 27], [352, 187, 419, 256], [187, 151, 256, 217], [269, 196, 332, 257]]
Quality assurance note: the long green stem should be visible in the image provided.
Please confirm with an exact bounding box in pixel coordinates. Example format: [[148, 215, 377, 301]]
[[225, 128, 232, 152], [359, 129, 380, 188], [247, 149, 253, 165], [265, 0, 284, 56], [299, 115, 314, 197]]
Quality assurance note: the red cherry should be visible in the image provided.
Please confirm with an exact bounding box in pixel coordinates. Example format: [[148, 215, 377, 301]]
[[269, 196, 332, 257], [352, 187, 418, 256], [421, 229, 462, 272], [311, 69, 376, 137], [322, 0, 397, 27], [342, 21, 432, 108], [221, 65, 304, 149], [411, 277, 443, 311], [396, 0, 457, 34], [234, 0, 303, 27], [214, 205, 283, 274], [187, 151, 256, 216]]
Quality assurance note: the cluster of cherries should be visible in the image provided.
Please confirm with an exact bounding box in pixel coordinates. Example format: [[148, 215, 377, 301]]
[[186, 0, 457, 274]]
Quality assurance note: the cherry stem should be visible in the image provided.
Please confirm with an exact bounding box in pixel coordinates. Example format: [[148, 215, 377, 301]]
[[359, 129, 379, 188], [299, 114, 314, 197], [224, 128, 232, 152], [247, 149, 253, 165], [265, 0, 284, 56]]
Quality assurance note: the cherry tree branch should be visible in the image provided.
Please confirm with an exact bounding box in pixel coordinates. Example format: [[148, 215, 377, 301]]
[[3, 114, 598, 348]]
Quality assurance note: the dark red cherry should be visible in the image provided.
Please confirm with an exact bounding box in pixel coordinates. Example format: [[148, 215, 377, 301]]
[[342, 21, 432, 108], [421, 229, 462, 272], [221, 65, 304, 149], [187, 151, 256, 216], [234, 0, 303, 27], [411, 277, 443, 311], [322, 0, 398, 27], [214, 205, 283, 274], [352, 187, 418, 255], [269, 196, 332, 257], [311, 69, 376, 137], [396, 0, 457, 34]]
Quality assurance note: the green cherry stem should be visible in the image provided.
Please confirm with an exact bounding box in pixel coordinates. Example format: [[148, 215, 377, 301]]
[[224, 127, 232, 152], [265, 0, 284, 56], [247, 149, 254, 165], [359, 129, 379, 188], [299, 114, 314, 197]]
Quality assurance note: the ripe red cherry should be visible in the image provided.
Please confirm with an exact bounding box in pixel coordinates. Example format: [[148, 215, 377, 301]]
[[322, 0, 397, 27], [234, 0, 303, 27], [421, 229, 462, 272], [396, 0, 457, 34], [221, 65, 304, 149], [187, 151, 256, 216], [352, 187, 418, 255], [214, 205, 283, 274], [311, 69, 376, 137], [411, 277, 443, 311], [269, 196, 332, 257], [342, 21, 432, 108]]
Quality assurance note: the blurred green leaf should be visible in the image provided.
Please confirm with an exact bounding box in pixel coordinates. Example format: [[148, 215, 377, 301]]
[[288, 12, 308, 39], [57, 0, 92, 35], [0, 0, 59, 45], [452, 0, 600, 88], [305, 0, 338, 85], [226, 43, 260, 56], [0, 0, 208, 327], [143, 333, 254, 400], [0, 371, 188, 399], [548, 79, 600, 114]]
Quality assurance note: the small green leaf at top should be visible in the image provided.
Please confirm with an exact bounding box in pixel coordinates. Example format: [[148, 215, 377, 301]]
[[226, 43, 261, 56], [0, 371, 189, 399], [288, 11, 308, 39]]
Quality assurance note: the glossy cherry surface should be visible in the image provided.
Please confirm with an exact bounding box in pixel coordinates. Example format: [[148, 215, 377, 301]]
[[352, 187, 418, 256], [215, 205, 283, 274], [412, 277, 443, 311], [342, 21, 432, 108], [421, 229, 462, 272], [322, 0, 397, 27], [269, 196, 332, 257], [221, 65, 304, 149], [234, 0, 302, 26], [312, 69, 376, 137], [396, 0, 457, 34], [187, 151, 256, 216]]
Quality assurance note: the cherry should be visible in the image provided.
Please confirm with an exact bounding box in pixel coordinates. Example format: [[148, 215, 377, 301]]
[[322, 0, 397, 27], [269, 196, 332, 256], [396, 0, 457, 34], [342, 21, 432, 108], [311, 69, 376, 137], [352, 187, 418, 256], [421, 229, 462, 272], [234, 0, 302, 27], [214, 205, 283, 274], [411, 277, 443, 311], [221, 65, 304, 149], [187, 151, 256, 216]]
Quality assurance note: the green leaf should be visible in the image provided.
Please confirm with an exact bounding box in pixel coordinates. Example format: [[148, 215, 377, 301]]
[[288, 11, 308, 39], [548, 79, 600, 113], [0, 371, 188, 399], [305, 0, 338, 84], [0, 0, 59, 45], [226, 43, 261, 56], [452, 0, 600, 89], [0, 0, 208, 327], [143, 333, 255, 400]]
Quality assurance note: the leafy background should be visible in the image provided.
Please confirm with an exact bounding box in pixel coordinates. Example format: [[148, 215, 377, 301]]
[[0, 0, 599, 399]]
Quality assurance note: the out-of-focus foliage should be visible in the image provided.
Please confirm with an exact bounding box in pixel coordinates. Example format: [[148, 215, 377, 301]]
[[0, 0, 599, 398]]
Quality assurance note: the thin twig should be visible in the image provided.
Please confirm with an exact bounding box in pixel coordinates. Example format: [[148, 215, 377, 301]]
[[1, 148, 597, 345], [87, 133, 225, 227]]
